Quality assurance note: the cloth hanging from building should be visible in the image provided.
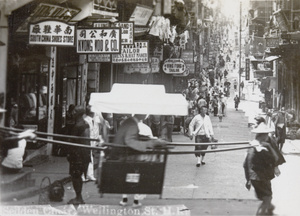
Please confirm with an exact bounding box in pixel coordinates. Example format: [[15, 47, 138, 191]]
[[148, 16, 172, 41]]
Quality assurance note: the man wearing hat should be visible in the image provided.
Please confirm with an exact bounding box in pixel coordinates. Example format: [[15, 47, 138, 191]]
[[243, 123, 278, 215]]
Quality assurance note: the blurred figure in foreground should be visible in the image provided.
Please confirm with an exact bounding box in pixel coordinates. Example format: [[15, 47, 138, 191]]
[[107, 114, 168, 208], [243, 123, 281, 215], [1, 124, 36, 174]]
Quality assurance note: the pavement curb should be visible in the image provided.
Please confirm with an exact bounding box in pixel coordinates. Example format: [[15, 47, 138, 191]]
[[1, 176, 72, 202]]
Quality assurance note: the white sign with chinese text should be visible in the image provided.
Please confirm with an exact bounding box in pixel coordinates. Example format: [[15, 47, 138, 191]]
[[76, 28, 121, 54], [112, 41, 149, 63], [29, 21, 75, 46]]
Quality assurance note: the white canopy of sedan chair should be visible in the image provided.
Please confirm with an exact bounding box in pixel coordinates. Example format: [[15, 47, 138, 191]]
[[89, 83, 189, 116]]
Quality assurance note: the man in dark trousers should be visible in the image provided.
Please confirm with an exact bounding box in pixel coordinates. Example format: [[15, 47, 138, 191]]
[[67, 105, 91, 205], [244, 123, 279, 215]]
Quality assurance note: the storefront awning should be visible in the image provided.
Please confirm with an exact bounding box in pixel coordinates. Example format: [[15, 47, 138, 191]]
[[264, 56, 280, 61], [89, 83, 188, 116]]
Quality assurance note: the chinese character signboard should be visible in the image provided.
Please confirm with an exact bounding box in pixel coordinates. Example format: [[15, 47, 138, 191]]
[[112, 41, 149, 63], [163, 59, 186, 74], [123, 63, 151, 74], [245, 58, 250, 80], [29, 21, 75, 46], [114, 22, 134, 45], [123, 57, 160, 74], [76, 28, 121, 54], [88, 54, 111, 62]]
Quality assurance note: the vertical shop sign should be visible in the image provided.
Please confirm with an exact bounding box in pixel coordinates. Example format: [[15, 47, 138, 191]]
[[245, 58, 250, 80], [153, 43, 163, 61], [81, 56, 88, 105], [47, 46, 56, 154], [76, 28, 121, 54], [113, 22, 134, 45]]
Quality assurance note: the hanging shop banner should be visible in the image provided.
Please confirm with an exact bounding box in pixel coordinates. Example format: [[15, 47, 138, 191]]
[[114, 22, 134, 45], [129, 4, 154, 26], [76, 28, 121, 54], [29, 21, 75, 46], [112, 41, 149, 63], [87, 54, 111, 62], [163, 59, 186, 74]]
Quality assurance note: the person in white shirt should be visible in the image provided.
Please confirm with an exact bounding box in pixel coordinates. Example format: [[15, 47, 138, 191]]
[[83, 106, 100, 181], [189, 106, 215, 167], [1, 126, 36, 174]]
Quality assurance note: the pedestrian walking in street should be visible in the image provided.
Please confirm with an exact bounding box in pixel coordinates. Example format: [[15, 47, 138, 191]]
[[217, 99, 223, 122], [83, 105, 99, 182], [189, 106, 215, 167], [233, 79, 238, 91], [211, 94, 219, 116], [273, 108, 287, 151], [67, 106, 91, 205], [234, 94, 240, 111], [240, 81, 244, 92], [106, 114, 168, 208], [243, 123, 278, 215], [161, 115, 175, 142], [66, 104, 76, 135]]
